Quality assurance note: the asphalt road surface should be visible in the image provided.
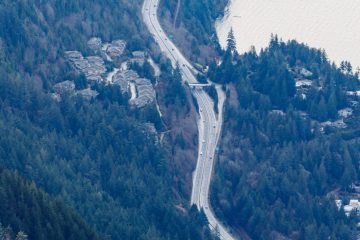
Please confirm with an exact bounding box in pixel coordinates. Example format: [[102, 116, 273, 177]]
[[142, 1, 236, 239]]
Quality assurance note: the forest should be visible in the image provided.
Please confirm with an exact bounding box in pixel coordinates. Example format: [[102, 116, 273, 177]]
[[1, 0, 359, 239], [160, 0, 227, 44], [158, 0, 228, 64], [209, 35, 360, 239], [0, 167, 100, 240], [0, 0, 218, 239], [0, 58, 215, 239]]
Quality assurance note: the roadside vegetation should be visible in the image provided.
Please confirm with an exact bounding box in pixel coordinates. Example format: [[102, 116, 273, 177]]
[[204, 84, 219, 114], [159, 0, 228, 64]]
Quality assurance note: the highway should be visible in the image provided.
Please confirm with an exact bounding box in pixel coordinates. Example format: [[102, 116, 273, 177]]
[[142, 1, 236, 239]]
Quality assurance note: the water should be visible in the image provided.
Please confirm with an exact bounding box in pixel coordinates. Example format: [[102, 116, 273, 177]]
[[216, 0, 360, 69]]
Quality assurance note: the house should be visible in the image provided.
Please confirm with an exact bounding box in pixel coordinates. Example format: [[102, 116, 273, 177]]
[[344, 199, 360, 216], [295, 79, 312, 88], [88, 37, 102, 52], [132, 51, 145, 59], [65, 51, 83, 62], [76, 88, 99, 101], [338, 108, 353, 119], [106, 40, 126, 58], [131, 51, 146, 65], [53, 80, 75, 95], [113, 70, 139, 93], [299, 68, 313, 78], [130, 78, 156, 108]]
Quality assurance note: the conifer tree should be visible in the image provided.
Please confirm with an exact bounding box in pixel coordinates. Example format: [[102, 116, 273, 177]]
[[226, 28, 237, 53], [15, 232, 28, 240]]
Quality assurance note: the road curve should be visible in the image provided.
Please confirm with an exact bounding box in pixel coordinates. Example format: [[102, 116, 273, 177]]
[[142, 1, 236, 239]]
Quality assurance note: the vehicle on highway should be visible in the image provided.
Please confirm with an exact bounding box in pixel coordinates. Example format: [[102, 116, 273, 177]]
[[143, 1, 232, 238]]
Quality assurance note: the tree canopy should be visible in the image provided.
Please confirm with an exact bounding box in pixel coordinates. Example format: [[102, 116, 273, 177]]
[[209, 38, 360, 240]]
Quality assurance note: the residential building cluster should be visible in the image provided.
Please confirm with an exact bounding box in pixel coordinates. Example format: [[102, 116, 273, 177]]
[[65, 51, 106, 83], [58, 37, 156, 108], [52, 80, 98, 101]]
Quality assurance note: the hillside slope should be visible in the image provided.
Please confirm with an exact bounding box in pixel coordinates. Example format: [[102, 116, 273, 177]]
[[209, 38, 360, 240], [0, 168, 100, 240], [0, 1, 217, 239]]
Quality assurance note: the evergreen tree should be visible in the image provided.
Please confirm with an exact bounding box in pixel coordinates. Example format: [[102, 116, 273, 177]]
[[0, 223, 5, 240], [226, 28, 237, 53], [15, 232, 28, 240], [209, 38, 360, 240]]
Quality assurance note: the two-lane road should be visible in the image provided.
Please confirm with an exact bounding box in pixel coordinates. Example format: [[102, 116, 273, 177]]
[[142, 1, 236, 239]]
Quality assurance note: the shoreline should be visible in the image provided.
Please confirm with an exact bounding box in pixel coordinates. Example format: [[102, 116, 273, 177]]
[[215, 0, 360, 69]]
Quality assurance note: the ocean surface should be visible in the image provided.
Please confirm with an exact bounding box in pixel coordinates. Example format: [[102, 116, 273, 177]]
[[216, 0, 360, 69]]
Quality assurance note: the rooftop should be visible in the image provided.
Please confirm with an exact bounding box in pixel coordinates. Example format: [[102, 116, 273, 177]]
[[53, 80, 75, 94], [76, 88, 99, 100], [87, 37, 102, 51]]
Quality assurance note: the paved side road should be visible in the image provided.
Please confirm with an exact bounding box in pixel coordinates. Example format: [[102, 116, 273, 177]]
[[142, 1, 236, 239]]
